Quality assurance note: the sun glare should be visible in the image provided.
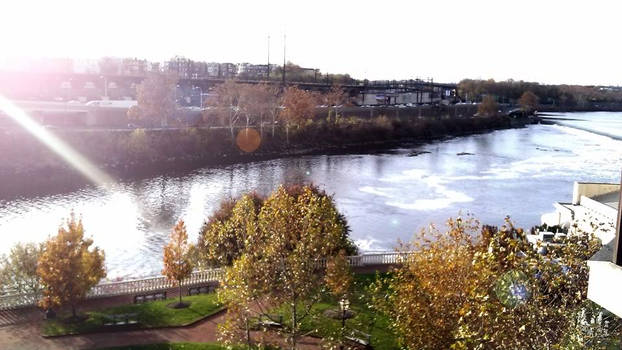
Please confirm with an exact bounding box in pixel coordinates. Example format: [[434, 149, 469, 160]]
[[0, 95, 114, 187]]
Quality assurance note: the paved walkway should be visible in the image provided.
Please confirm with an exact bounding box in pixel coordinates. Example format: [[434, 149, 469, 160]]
[[0, 265, 392, 349], [0, 310, 323, 350]]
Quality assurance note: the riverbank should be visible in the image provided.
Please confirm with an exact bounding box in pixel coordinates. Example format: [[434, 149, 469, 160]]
[[0, 115, 534, 198]]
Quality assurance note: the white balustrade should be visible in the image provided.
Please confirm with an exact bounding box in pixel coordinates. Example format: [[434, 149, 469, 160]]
[[0, 252, 405, 311]]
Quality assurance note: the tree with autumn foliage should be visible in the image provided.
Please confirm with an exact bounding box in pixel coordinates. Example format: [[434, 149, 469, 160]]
[[198, 193, 263, 267], [325, 249, 353, 300], [207, 80, 244, 142], [217, 185, 351, 349], [321, 85, 350, 119], [133, 72, 178, 127], [37, 214, 106, 318], [477, 95, 499, 117], [518, 90, 539, 114], [372, 216, 608, 350], [198, 186, 357, 270], [0, 242, 43, 295], [280, 86, 317, 143], [162, 219, 194, 307]]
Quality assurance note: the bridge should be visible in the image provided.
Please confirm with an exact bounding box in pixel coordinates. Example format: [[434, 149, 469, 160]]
[[0, 70, 457, 103]]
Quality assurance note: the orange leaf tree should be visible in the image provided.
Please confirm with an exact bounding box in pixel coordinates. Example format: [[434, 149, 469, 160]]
[[372, 217, 606, 349], [477, 95, 499, 117], [518, 90, 539, 114], [280, 86, 317, 143], [162, 219, 194, 306], [37, 214, 106, 318]]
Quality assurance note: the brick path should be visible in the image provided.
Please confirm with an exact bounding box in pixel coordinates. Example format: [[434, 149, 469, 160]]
[[0, 265, 392, 349]]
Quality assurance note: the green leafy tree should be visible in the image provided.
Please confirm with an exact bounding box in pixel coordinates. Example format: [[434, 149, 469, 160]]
[[162, 219, 194, 307], [0, 242, 43, 295], [37, 214, 106, 318]]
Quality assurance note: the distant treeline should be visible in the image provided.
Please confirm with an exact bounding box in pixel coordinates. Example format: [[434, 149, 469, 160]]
[[458, 79, 622, 111]]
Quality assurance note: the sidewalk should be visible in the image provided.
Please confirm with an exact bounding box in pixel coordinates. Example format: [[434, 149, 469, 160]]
[[0, 311, 322, 350], [0, 265, 392, 349]]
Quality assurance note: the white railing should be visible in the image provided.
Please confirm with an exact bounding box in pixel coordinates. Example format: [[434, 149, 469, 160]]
[[0, 252, 401, 311], [88, 268, 224, 298]]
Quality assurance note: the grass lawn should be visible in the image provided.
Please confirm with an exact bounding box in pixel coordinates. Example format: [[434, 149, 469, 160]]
[[43, 293, 222, 337], [276, 274, 398, 350], [95, 342, 245, 350]]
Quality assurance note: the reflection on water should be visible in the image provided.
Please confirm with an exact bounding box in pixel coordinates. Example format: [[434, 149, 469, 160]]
[[1, 113, 622, 278]]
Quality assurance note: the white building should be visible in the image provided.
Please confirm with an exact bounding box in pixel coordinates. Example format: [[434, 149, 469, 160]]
[[542, 181, 622, 318]]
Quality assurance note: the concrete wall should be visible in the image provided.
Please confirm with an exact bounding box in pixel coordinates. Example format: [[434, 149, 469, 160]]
[[588, 261, 622, 318], [572, 182, 620, 205]]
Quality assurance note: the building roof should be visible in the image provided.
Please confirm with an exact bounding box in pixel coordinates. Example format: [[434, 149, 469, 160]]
[[592, 191, 620, 211]]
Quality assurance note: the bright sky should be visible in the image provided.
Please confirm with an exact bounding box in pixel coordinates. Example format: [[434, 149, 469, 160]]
[[1, 0, 621, 85]]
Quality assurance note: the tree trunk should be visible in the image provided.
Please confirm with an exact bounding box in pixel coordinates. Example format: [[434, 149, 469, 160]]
[[179, 283, 182, 305], [272, 113, 276, 137], [71, 303, 76, 319], [286, 124, 290, 144], [246, 317, 251, 349], [291, 302, 297, 350]]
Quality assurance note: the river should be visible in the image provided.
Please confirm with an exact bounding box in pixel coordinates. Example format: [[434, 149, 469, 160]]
[[1, 112, 621, 279]]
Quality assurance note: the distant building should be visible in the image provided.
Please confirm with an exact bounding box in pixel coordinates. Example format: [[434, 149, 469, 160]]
[[237, 63, 276, 79], [120, 58, 149, 76], [165, 56, 209, 79], [219, 63, 238, 78]]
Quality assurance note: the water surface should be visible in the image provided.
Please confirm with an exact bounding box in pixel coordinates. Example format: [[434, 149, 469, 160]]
[[1, 112, 621, 278]]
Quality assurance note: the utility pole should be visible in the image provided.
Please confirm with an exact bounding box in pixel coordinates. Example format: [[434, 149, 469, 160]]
[[282, 33, 286, 86], [267, 35, 270, 79]]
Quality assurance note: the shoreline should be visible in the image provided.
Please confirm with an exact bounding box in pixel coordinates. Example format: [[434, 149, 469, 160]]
[[0, 116, 535, 199]]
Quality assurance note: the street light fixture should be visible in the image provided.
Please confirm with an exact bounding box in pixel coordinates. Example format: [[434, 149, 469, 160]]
[[193, 86, 203, 107], [100, 75, 108, 100], [339, 297, 350, 350]]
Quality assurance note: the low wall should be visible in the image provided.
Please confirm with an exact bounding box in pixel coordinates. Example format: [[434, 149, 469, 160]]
[[572, 182, 620, 205]]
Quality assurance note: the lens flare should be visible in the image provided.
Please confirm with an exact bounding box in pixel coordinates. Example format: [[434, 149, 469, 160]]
[[0, 95, 114, 186], [494, 270, 531, 307], [235, 128, 261, 153]]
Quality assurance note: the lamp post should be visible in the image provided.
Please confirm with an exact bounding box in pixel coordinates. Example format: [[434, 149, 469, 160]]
[[193, 86, 203, 107], [339, 297, 350, 350], [100, 75, 108, 100]]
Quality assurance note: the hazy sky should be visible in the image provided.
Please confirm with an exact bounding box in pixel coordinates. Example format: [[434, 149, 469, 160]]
[[1, 0, 621, 85]]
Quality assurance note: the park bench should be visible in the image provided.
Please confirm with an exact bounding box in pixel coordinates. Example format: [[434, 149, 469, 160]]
[[187, 284, 217, 296], [102, 312, 139, 327], [256, 314, 283, 328], [345, 329, 372, 349], [133, 291, 166, 304]]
